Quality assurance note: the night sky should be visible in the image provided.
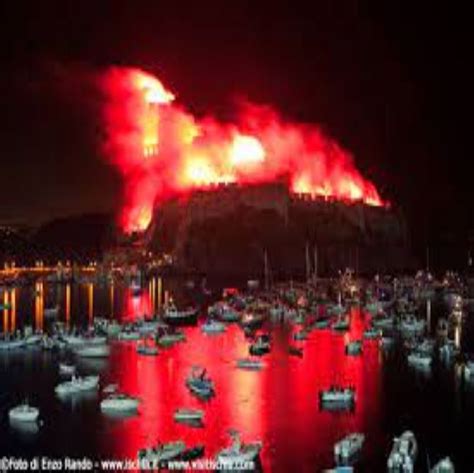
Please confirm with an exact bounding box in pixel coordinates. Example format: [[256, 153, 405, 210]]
[[0, 1, 472, 247]]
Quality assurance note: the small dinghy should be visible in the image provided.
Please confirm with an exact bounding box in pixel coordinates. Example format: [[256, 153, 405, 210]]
[[9, 402, 39, 423], [201, 320, 226, 334], [103, 383, 118, 394], [319, 386, 356, 408]]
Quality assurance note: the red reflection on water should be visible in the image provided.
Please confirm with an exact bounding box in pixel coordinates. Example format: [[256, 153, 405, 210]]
[[101, 309, 382, 472]]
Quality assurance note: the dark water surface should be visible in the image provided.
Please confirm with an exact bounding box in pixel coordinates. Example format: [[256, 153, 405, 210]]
[[1, 279, 474, 472]]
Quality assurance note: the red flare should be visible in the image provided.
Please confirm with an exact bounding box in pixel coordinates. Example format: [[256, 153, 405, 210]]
[[101, 67, 384, 233]]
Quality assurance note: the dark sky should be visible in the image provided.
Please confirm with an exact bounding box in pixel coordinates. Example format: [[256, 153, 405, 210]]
[[0, 1, 472, 244]]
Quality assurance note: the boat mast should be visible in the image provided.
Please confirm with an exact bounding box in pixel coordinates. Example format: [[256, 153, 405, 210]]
[[313, 244, 318, 283], [264, 249, 270, 291], [305, 241, 311, 283]]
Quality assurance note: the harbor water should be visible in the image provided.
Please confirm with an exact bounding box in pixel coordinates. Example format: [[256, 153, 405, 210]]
[[1, 278, 474, 472]]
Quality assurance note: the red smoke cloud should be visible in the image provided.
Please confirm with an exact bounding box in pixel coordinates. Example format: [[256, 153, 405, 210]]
[[101, 67, 384, 233]]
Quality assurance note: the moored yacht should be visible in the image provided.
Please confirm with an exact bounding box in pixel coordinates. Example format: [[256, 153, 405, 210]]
[[174, 408, 204, 423]]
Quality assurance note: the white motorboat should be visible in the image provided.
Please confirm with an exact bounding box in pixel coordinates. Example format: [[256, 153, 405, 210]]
[[59, 363, 76, 376], [0, 338, 26, 351], [137, 344, 159, 356], [74, 344, 110, 358], [387, 430, 417, 472], [201, 320, 226, 334], [138, 441, 186, 468], [363, 328, 382, 339], [185, 367, 215, 398], [334, 432, 365, 462], [293, 329, 309, 341], [216, 430, 262, 467], [345, 340, 363, 356], [407, 351, 432, 368], [400, 317, 425, 334], [55, 375, 99, 396], [163, 303, 198, 326], [118, 330, 141, 341], [332, 316, 350, 332], [236, 358, 264, 370], [372, 315, 394, 329], [101, 393, 140, 413], [319, 386, 355, 404], [157, 331, 186, 346], [24, 333, 42, 346], [103, 383, 118, 394], [9, 402, 40, 423], [430, 457, 455, 472], [313, 318, 331, 329], [463, 360, 474, 379], [174, 408, 204, 423]]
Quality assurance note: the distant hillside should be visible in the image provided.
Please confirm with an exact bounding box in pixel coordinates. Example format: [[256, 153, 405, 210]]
[[33, 213, 116, 261]]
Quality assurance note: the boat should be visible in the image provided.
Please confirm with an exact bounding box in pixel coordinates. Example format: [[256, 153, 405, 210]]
[[59, 363, 76, 376], [293, 329, 309, 341], [236, 358, 264, 370], [138, 441, 186, 468], [216, 430, 262, 467], [407, 351, 432, 368], [387, 430, 417, 472], [100, 393, 140, 413], [372, 315, 394, 329], [400, 317, 425, 334], [137, 344, 159, 356], [363, 328, 382, 339], [249, 334, 271, 355], [174, 408, 204, 423], [8, 402, 40, 423], [345, 340, 363, 356], [24, 333, 42, 346], [334, 432, 365, 462], [103, 383, 118, 394], [44, 306, 59, 319], [313, 318, 331, 329], [332, 316, 350, 332], [0, 337, 26, 351], [118, 330, 141, 341], [180, 445, 205, 461], [156, 330, 186, 346], [74, 344, 110, 358], [185, 367, 215, 398], [240, 312, 265, 329], [381, 336, 395, 349], [288, 345, 303, 357], [319, 386, 355, 405], [201, 320, 226, 334], [463, 360, 474, 379], [430, 457, 455, 472], [162, 303, 198, 326], [55, 375, 99, 396]]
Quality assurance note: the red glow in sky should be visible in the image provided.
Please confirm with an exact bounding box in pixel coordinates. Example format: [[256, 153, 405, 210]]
[[101, 67, 384, 233]]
